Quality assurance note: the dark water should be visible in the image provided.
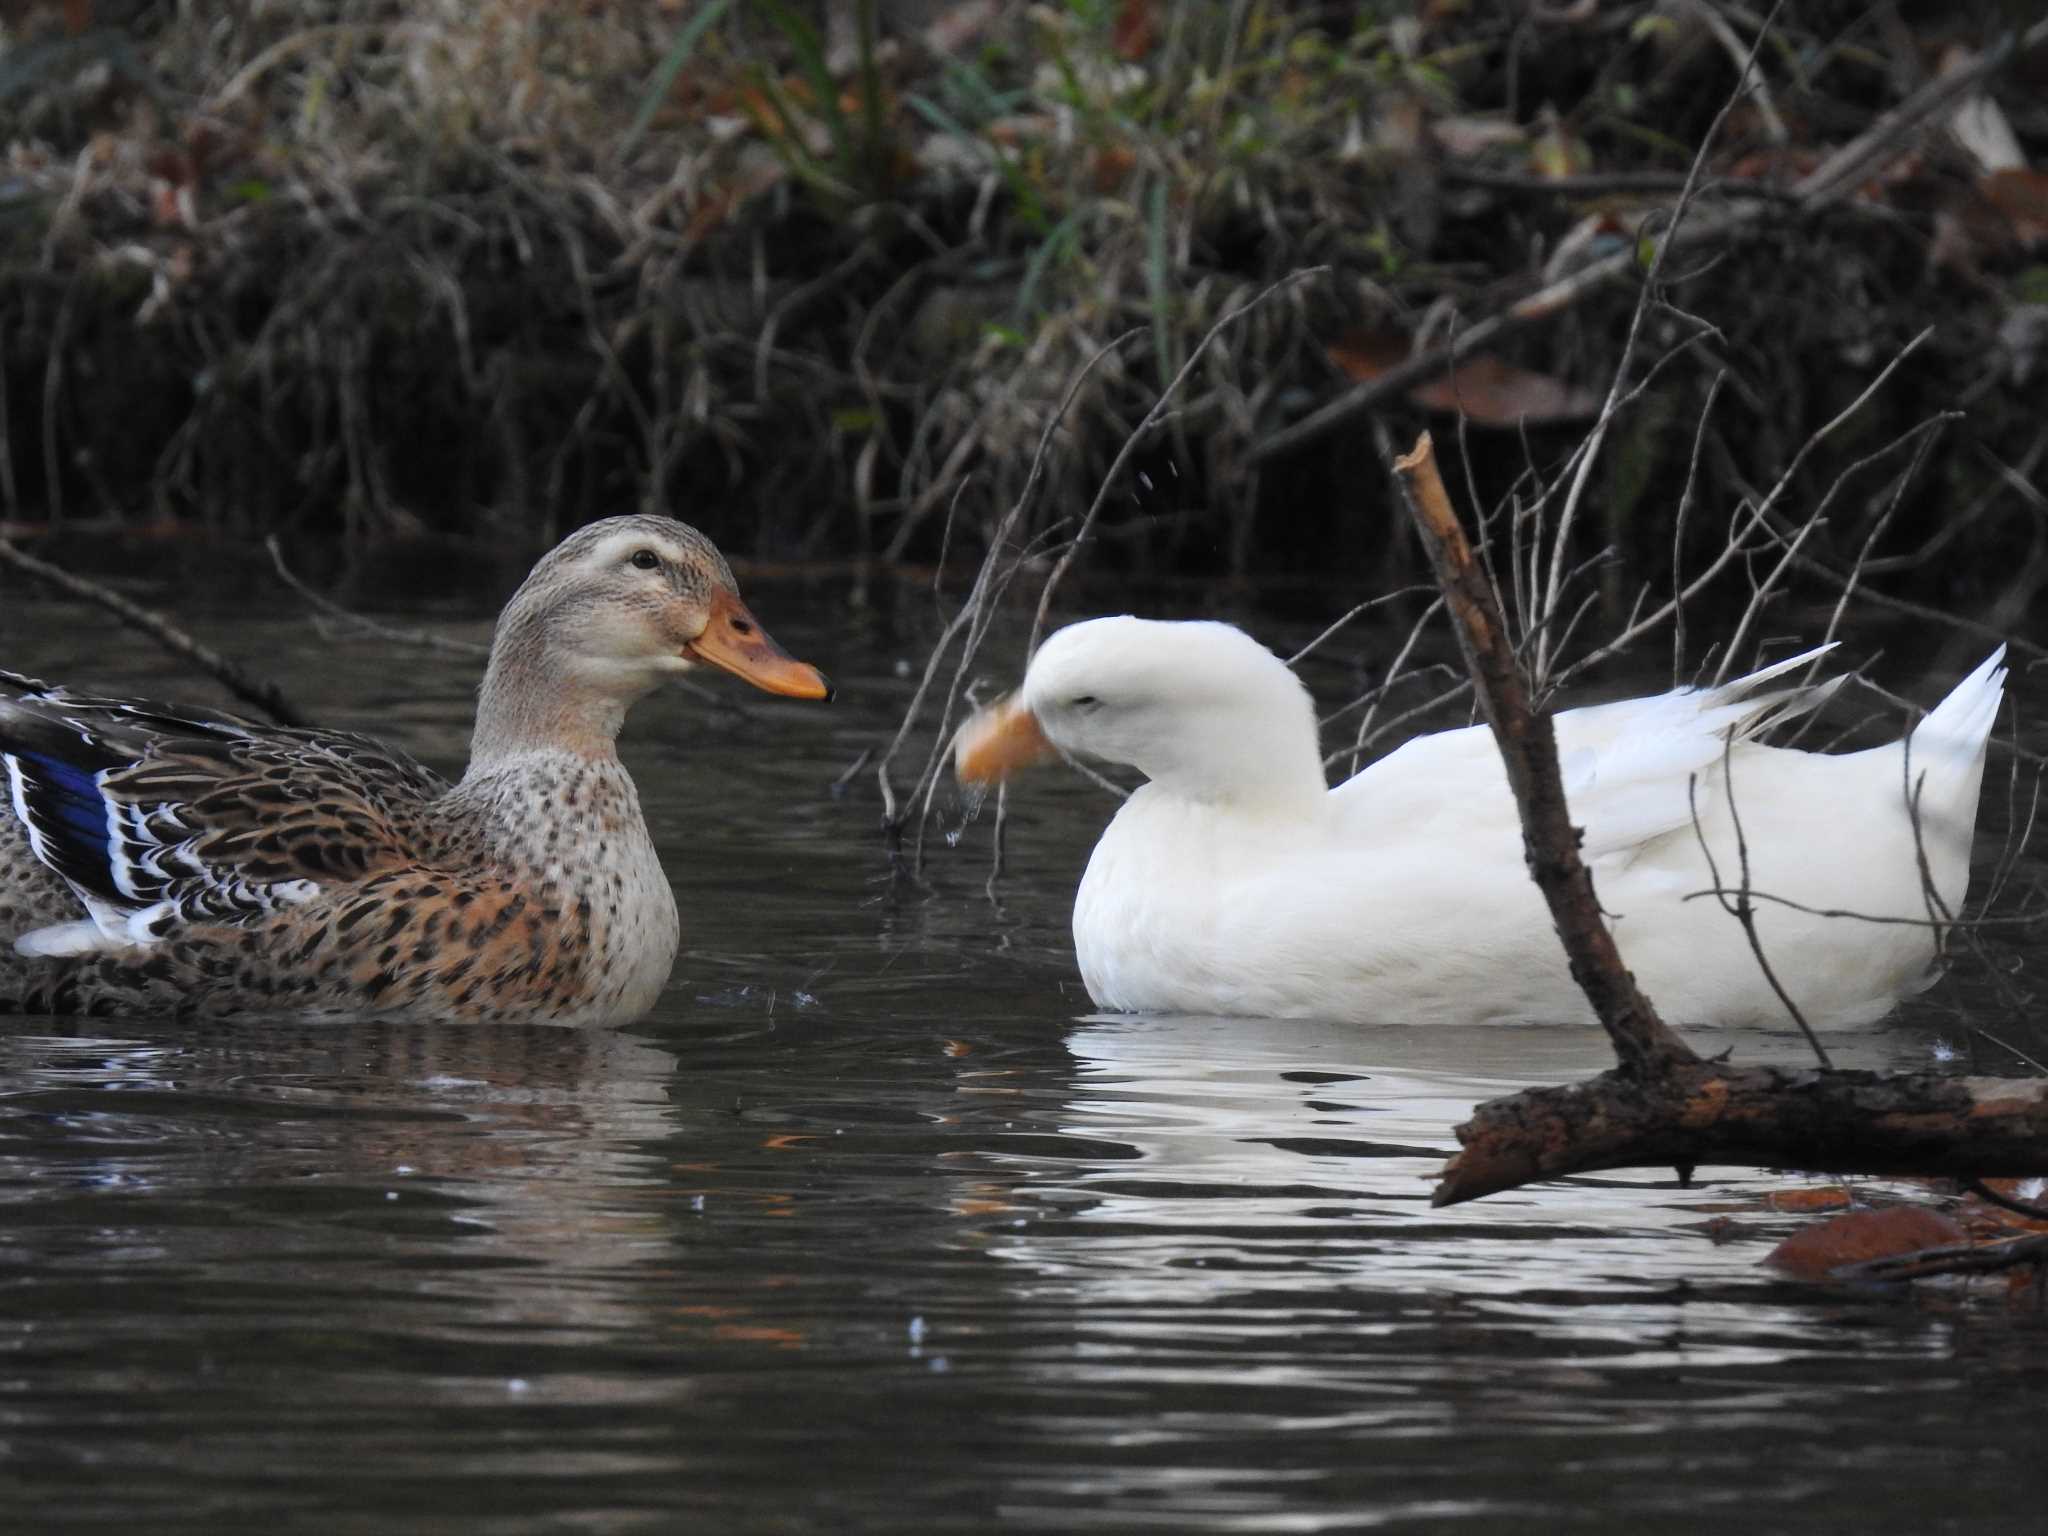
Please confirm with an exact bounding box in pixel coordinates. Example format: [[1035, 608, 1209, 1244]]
[[2, 590, 2044, 1534]]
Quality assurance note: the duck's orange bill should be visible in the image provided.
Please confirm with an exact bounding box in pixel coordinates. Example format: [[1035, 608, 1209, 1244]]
[[687, 589, 832, 700], [955, 695, 1056, 785]]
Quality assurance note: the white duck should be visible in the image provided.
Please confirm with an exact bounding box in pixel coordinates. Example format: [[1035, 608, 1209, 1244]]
[[956, 618, 2006, 1029]]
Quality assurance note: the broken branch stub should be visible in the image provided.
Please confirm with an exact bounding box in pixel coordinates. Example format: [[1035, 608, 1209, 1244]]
[[1387, 429, 2048, 1207]]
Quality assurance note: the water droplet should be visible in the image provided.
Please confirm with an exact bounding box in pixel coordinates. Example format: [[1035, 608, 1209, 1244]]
[[957, 781, 989, 823]]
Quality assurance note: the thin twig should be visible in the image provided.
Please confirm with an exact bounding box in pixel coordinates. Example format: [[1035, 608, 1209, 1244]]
[[265, 536, 488, 657], [1685, 754, 1832, 1068], [1963, 1178, 2048, 1222], [1532, 3, 1766, 683], [0, 540, 307, 726], [874, 329, 1139, 855], [1029, 267, 1327, 652], [1832, 1233, 2048, 1285]]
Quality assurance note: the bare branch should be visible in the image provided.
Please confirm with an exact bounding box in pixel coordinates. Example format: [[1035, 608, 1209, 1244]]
[[0, 539, 306, 727]]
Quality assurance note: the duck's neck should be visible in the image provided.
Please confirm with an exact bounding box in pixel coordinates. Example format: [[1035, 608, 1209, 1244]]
[[465, 622, 634, 773], [1149, 709, 1329, 819]]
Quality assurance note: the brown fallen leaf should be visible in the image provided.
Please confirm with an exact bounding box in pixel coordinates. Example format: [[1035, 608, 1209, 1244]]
[[1091, 142, 1138, 194], [1928, 173, 2043, 277], [1112, 0, 1157, 61], [1764, 1185, 1854, 1213], [1765, 1205, 1969, 1280], [1409, 356, 1602, 423], [1722, 145, 1823, 187], [682, 156, 789, 244], [1326, 329, 1600, 426], [1982, 168, 2048, 248]]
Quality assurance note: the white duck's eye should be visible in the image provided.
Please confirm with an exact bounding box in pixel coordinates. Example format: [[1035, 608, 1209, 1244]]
[[630, 549, 661, 571], [1069, 695, 1102, 713]]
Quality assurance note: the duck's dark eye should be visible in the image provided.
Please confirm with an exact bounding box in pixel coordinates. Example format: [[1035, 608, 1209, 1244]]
[[630, 549, 661, 571], [1069, 695, 1101, 712]]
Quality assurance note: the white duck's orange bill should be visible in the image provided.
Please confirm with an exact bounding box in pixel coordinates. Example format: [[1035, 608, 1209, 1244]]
[[954, 695, 1056, 785]]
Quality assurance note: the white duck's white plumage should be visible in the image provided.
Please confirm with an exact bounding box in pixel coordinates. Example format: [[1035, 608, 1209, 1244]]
[[982, 618, 2005, 1029]]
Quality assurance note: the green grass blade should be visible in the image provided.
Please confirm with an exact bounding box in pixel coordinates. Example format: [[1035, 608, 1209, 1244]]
[[623, 0, 737, 160], [1145, 176, 1178, 390], [754, 0, 853, 177], [855, 0, 888, 193], [1016, 212, 1079, 323]]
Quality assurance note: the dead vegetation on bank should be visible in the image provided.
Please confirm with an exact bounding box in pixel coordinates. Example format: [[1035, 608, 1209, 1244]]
[[0, 2, 2043, 598]]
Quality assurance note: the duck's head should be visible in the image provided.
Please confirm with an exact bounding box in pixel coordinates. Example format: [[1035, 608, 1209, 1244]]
[[956, 617, 1325, 808], [473, 514, 829, 761]]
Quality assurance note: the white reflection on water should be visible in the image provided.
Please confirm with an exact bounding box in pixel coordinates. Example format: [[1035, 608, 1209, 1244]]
[[988, 1013, 1939, 1362]]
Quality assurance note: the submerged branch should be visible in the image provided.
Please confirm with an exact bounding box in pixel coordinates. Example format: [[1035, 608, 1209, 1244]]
[[1433, 1065, 2048, 1207]]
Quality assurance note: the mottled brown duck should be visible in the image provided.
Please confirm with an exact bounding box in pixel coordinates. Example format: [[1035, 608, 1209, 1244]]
[[0, 515, 829, 1023]]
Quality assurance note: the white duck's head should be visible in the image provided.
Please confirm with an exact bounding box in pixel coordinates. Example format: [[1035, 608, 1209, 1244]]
[[957, 617, 1327, 810]]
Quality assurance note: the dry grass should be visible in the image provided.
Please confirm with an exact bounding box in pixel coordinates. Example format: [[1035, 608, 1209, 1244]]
[[0, 0, 2041, 607]]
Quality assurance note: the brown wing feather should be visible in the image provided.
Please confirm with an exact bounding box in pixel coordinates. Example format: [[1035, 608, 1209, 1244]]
[[102, 731, 454, 904]]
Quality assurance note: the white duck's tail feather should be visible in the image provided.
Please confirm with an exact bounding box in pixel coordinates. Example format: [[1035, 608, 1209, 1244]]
[[1911, 645, 2006, 765], [1730, 672, 1852, 742], [1562, 645, 1843, 862], [1705, 642, 1839, 700], [1685, 643, 1843, 744], [1897, 645, 2004, 839]]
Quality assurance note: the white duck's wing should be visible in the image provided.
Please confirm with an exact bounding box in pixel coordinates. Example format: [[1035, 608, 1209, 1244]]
[[1328, 718, 1516, 847], [1330, 646, 1844, 862]]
